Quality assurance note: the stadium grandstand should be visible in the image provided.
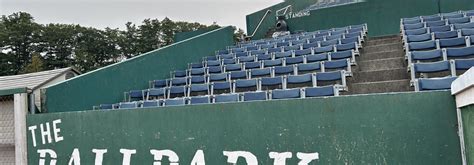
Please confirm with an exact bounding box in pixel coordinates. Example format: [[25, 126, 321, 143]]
[[2, 0, 473, 164]]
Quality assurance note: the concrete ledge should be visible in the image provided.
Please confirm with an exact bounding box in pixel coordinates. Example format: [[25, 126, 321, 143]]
[[452, 68, 474, 108], [0, 87, 29, 97]]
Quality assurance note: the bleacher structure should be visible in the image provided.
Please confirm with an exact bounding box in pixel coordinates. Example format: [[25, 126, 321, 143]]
[[401, 10, 474, 91], [97, 24, 368, 109]]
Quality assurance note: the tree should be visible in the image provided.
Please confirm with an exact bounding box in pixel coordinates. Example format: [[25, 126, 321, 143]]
[[20, 53, 44, 74]]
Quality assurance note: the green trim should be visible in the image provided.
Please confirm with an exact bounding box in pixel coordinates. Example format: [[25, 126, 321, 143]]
[[0, 87, 29, 96]]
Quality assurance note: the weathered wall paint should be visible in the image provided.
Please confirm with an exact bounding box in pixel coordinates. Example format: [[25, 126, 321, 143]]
[[462, 104, 474, 164], [42, 27, 235, 113], [28, 91, 462, 164], [247, 0, 474, 39]]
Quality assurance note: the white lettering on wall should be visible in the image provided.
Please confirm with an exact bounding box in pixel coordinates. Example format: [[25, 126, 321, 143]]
[[269, 152, 292, 165], [92, 149, 107, 165], [120, 149, 136, 165], [190, 150, 205, 165], [68, 148, 81, 165], [150, 149, 180, 165], [38, 149, 57, 165], [28, 125, 38, 147], [52, 119, 64, 142], [223, 151, 258, 165], [40, 123, 52, 145], [296, 152, 319, 165]]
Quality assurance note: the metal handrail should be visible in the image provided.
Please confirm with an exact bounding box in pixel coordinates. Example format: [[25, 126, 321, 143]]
[[276, 5, 293, 17], [247, 10, 272, 39]]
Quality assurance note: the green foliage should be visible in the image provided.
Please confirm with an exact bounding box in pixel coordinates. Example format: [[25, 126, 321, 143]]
[[0, 12, 235, 76]]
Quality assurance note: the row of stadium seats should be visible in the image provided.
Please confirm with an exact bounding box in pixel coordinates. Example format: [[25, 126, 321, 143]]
[[98, 85, 339, 109], [95, 24, 367, 110], [402, 11, 474, 91]]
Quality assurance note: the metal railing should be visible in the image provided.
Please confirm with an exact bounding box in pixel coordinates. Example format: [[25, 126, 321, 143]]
[[276, 5, 293, 18], [246, 10, 272, 40]]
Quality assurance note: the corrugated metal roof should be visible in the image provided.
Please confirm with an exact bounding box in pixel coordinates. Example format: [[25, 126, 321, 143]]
[[0, 68, 78, 91]]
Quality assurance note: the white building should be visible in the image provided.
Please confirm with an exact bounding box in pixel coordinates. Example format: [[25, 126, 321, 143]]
[[0, 68, 80, 165]]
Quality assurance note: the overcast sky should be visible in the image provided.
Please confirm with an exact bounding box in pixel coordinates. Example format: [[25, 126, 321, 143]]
[[1, 0, 283, 32]]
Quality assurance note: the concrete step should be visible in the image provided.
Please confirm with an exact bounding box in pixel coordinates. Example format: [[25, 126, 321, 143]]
[[365, 36, 402, 46], [347, 68, 409, 83], [355, 57, 407, 71], [343, 79, 413, 95], [358, 50, 405, 61], [361, 42, 404, 53]]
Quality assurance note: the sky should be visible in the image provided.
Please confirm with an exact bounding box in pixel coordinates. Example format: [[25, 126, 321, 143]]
[[0, 0, 283, 33]]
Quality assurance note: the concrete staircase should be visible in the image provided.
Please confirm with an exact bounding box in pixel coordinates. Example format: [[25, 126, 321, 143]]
[[343, 35, 413, 95]]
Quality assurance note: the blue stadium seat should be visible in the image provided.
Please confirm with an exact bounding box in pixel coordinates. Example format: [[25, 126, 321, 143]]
[[230, 71, 248, 80], [214, 94, 240, 103], [422, 15, 442, 22], [429, 25, 451, 33], [442, 12, 464, 19], [308, 37, 325, 44], [314, 45, 334, 54], [466, 10, 474, 16], [453, 59, 474, 75], [271, 88, 301, 100], [406, 40, 437, 51], [299, 35, 314, 40], [414, 77, 457, 91], [261, 76, 284, 90], [330, 50, 356, 63], [408, 49, 445, 64], [287, 73, 315, 88], [209, 73, 228, 82], [433, 31, 459, 39], [292, 40, 307, 46], [208, 66, 223, 74], [445, 46, 474, 59], [225, 63, 242, 72], [170, 77, 188, 86], [142, 100, 161, 108], [238, 56, 255, 63], [163, 98, 186, 106], [261, 44, 275, 49], [152, 79, 167, 88], [438, 37, 468, 48], [188, 83, 210, 96], [404, 28, 429, 36], [99, 104, 115, 110], [234, 79, 258, 92], [257, 54, 272, 61], [304, 86, 338, 97], [264, 59, 283, 67], [250, 49, 268, 56], [403, 23, 424, 30], [250, 68, 272, 78], [231, 47, 246, 53], [189, 68, 206, 76], [255, 41, 268, 45], [345, 32, 363, 39], [285, 56, 305, 65], [276, 41, 290, 47], [189, 96, 211, 105], [306, 53, 329, 63], [235, 52, 249, 58], [189, 62, 204, 69], [212, 81, 232, 94], [315, 71, 346, 88], [222, 58, 237, 65], [425, 20, 446, 27], [297, 62, 322, 74], [147, 88, 166, 100], [453, 22, 474, 30], [119, 102, 139, 109], [206, 60, 221, 67], [402, 17, 421, 25], [315, 32, 329, 38], [348, 27, 364, 34], [218, 54, 235, 60], [173, 70, 187, 78], [447, 17, 471, 24], [268, 47, 283, 54], [168, 86, 187, 98], [460, 29, 474, 36], [284, 45, 301, 51], [244, 61, 261, 70], [331, 30, 346, 36], [275, 51, 293, 59], [243, 91, 268, 101], [246, 46, 259, 51], [406, 33, 432, 42], [274, 65, 295, 76], [410, 61, 455, 83], [302, 42, 319, 49], [320, 39, 339, 47], [336, 42, 358, 52], [294, 48, 313, 57], [128, 90, 144, 101], [341, 37, 361, 45], [323, 59, 352, 74], [326, 34, 343, 41], [217, 50, 230, 55]]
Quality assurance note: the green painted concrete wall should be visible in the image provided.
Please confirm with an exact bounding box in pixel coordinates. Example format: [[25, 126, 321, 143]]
[[247, 0, 474, 39], [462, 104, 474, 164], [246, 2, 289, 39], [42, 27, 234, 113], [27, 91, 461, 164], [174, 27, 219, 42]]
